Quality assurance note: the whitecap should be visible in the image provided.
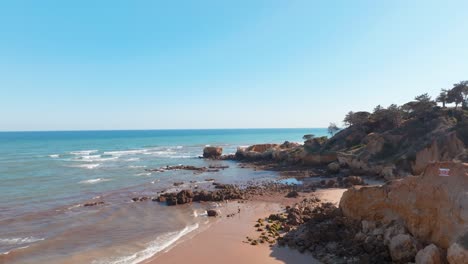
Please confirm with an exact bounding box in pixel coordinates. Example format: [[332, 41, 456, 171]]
[[176, 146, 183, 149], [49, 154, 59, 158], [144, 150, 177, 156], [168, 155, 193, 159], [70, 150, 98, 155], [125, 158, 140, 162], [92, 224, 199, 264], [129, 165, 147, 169], [135, 173, 151, 177], [70, 164, 101, 169], [103, 149, 147, 156], [79, 178, 111, 184]]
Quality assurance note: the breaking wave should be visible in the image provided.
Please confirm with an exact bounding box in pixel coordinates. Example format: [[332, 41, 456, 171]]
[[93, 224, 199, 264], [79, 178, 111, 184]]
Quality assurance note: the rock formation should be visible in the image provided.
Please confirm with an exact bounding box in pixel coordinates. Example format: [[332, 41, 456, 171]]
[[203, 146, 223, 159], [340, 162, 468, 252]]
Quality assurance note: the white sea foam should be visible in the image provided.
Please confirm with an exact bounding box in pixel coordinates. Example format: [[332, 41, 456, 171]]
[[70, 150, 98, 155], [93, 224, 199, 264], [168, 155, 193, 159], [129, 165, 146, 169], [79, 178, 110, 184], [49, 154, 59, 158], [75, 155, 118, 162], [125, 158, 140, 162], [1, 245, 31, 255], [103, 149, 147, 156], [0, 237, 44, 246], [71, 163, 101, 169], [144, 150, 177, 156], [176, 146, 183, 149], [135, 173, 151, 177]]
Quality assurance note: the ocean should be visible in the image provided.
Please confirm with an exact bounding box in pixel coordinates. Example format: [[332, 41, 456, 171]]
[[0, 128, 326, 264]]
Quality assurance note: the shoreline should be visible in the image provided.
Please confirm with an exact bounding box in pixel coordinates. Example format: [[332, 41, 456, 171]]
[[143, 189, 346, 264]]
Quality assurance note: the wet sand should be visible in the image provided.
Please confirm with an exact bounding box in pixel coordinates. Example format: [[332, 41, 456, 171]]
[[144, 189, 346, 264]]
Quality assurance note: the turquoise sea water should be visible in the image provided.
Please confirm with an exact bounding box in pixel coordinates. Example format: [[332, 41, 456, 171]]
[[0, 128, 326, 263]]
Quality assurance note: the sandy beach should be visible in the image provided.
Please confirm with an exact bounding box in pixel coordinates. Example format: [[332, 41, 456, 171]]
[[144, 189, 346, 264]]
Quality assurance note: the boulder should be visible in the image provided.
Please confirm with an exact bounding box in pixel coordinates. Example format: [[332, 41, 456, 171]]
[[383, 221, 407, 246], [340, 162, 468, 249], [415, 244, 443, 264], [343, 176, 364, 186], [447, 242, 468, 264], [203, 147, 223, 159], [285, 191, 299, 198], [327, 161, 340, 174], [389, 234, 420, 263], [207, 209, 218, 217]]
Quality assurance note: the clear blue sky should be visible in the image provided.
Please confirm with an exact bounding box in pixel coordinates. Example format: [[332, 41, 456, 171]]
[[1, 0, 467, 131]]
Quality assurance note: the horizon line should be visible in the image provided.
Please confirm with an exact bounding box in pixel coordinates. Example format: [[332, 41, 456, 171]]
[[0, 127, 328, 133]]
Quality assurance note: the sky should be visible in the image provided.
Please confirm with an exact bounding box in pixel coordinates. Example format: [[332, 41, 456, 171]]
[[1, 0, 468, 131]]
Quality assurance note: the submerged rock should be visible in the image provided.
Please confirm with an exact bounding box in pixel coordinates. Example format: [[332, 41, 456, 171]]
[[83, 201, 104, 207]]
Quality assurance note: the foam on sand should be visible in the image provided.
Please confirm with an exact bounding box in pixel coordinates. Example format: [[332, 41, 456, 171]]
[[94, 224, 199, 264], [0, 237, 44, 245]]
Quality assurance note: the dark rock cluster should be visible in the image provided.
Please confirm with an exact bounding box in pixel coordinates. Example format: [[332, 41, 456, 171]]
[[155, 186, 245, 206]]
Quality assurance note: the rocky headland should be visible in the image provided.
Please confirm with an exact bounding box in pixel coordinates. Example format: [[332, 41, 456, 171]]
[[93, 91, 468, 264], [184, 94, 468, 263]]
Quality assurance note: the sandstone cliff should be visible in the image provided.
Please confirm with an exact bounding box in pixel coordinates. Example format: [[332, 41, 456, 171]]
[[340, 162, 468, 252]]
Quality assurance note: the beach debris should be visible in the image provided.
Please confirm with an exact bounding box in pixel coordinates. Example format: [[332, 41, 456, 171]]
[[173, 182, 184, 186]]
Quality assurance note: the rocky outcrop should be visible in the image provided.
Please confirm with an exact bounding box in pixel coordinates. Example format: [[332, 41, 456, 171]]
[[412, 132, 465, 174], [157, 186, 245, 206], [246, 144, 279, 153], [301, 151, 337, 165], [340, 162, 468, 249], [235, 144, 278, 161], [203, 147, 223, 159]]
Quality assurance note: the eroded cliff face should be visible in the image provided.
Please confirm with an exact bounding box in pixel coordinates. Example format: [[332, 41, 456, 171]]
[[340, 162, 468, 249], [412, 132, 466, 174]]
